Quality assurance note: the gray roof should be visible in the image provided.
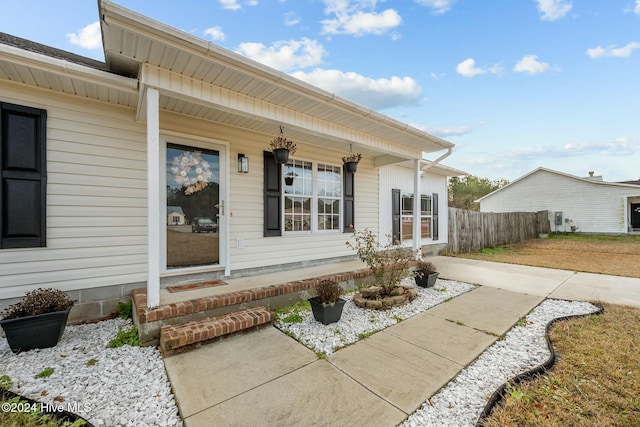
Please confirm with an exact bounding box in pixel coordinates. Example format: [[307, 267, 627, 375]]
[[0, 32, 107, 72]]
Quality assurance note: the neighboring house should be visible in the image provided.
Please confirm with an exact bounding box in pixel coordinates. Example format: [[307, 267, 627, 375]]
[[478, 167, 640, 234], [166, 206, 186, 226], [0, 0, 464, 320]]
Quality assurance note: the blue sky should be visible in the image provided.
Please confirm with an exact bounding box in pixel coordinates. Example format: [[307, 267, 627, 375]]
[[1, 0, 639, 182]]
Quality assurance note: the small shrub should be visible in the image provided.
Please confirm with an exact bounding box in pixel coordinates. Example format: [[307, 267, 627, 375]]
[[1, 289, 74, 320], [108, 325, 140, 348], [0, 374, 13, 390], [346, 228, 417, 294], [115, 300, 133, 320], [315, 279, 342, 304], [281, 312, 304, 324]]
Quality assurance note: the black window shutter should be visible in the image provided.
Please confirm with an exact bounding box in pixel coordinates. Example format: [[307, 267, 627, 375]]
[[392, 188, 400, 244], [343, 165, 355, 233], [432, 192, 439, 240], [0, 103, 47, 249], [263, 151, 281, 237]]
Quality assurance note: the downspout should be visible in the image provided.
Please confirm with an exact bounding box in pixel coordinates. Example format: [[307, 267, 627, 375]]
[[412, 148, 453, 258]]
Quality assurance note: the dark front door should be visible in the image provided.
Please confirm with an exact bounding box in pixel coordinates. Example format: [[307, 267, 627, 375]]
[[631, 203, 640, 229]]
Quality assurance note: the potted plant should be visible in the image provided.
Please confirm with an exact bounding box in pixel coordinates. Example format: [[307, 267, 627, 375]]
[[284, 172, 298, 186], [342, 152, 362, 174], [414, 260, 439, 288], [0, 288, 74, 354], [309, 279, 346, 325], [269, 128, 297, 164]]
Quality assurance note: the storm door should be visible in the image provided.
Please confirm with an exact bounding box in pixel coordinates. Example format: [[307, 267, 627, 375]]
[[165, 143, 221, 269]]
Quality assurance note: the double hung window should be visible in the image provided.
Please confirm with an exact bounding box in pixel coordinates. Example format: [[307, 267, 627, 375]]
[[284, 160, 341, 233], [400, 193, 432, 241]]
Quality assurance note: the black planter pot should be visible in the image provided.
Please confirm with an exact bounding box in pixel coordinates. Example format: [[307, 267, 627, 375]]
[[285, 176, 294, 186], [414, 272, 439, 288], [0, 306, 72, 354], [309, 297, 346, 325], [344, 161, 358, 174], [272, 148, 290, 164]]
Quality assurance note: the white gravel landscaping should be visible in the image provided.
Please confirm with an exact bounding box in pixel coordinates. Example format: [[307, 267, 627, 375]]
[[275, 277, 476, 355], [401, 298, 600, 427], [0, 282, 600, 427], [0, 318, 182, 427]]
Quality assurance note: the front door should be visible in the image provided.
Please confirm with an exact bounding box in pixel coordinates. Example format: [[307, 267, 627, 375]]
[[632, 203, 640, 230], [165, 142, 222, 269]]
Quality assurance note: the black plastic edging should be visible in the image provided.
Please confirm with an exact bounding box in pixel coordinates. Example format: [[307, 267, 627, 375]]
[[475, 303, 604, 427], [0, 387, 94, 427]]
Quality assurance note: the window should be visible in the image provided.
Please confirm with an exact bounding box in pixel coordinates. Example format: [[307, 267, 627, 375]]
[[0, 102, 47, 249], [263, 151, 355, 237], [400, 193, 431, 240], [284, 160, 341, 233], [284, 160, 312, 232], [317, 164, 341, 231]]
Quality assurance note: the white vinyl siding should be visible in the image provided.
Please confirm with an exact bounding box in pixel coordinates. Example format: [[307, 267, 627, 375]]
[[0, 82, 147, 298], [0, 81, 382, 299], [159, 111, 379, 272], [379, 165, 448, 246], [480, 170, 640, 234]]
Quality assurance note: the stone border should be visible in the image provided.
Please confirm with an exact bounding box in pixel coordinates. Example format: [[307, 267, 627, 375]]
[[475, 303, 605, 427]]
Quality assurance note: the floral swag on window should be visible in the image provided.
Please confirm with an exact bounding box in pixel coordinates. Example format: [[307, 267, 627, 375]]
[[171, 151, 213, 195]]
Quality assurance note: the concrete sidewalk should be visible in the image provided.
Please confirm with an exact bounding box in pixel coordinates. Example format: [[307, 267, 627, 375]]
[[432, 256, 640, 308], [163, 259, 640, 426]]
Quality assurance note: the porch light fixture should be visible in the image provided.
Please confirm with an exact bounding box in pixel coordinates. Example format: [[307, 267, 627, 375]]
[[237, 153, 249, 173]]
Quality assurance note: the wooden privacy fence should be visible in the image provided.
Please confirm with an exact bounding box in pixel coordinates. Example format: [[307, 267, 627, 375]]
[[448, 208, 551, 253]]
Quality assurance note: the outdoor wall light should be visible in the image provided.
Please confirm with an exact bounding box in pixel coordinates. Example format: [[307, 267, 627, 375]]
[[237, 153, 249, 173]]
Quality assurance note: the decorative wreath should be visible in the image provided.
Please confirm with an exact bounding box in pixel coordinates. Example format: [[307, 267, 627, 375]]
[[171, 151, 213, 195]]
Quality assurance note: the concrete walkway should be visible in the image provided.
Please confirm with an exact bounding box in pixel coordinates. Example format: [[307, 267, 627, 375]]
[[163, 258, 640, 427]]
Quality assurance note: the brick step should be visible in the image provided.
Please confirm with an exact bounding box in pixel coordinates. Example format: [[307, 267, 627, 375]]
[[160, 306, 274, 356]]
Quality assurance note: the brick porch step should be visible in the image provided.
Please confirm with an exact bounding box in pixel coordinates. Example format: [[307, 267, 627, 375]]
[[160, 306, 274, 356]]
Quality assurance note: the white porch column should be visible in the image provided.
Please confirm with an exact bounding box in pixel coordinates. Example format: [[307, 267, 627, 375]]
[[146, 87, 160, 308], [413, 158, 422, 258]]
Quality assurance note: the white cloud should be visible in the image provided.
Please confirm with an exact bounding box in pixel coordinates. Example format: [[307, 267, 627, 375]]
[[203, 27, 226, 41], [66, 21, 102, 50], [456, 58, 485, 77], [236, 38, 325, 71], [412, 0, 456, 15], [455, 58, 502, 78], [284, 12, 301, 26], [219, 0, 241, 10], [587, 42, 640, 58], [321, 0, 402, 36], [218, 0, 257, 10], [535, 0, 572, 21], [636, 0, 640, 15], [290, 68, 422, 110], [507, 138, 639, 159], [513, 54, 549, 74], [416, 124, 472, 137]]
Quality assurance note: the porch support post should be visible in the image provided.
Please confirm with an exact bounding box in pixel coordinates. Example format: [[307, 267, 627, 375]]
[[413, 158, 422, 258], [146, 87, 160, 308]]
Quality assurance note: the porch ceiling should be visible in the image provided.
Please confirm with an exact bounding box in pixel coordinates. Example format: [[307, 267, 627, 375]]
[[99, 0, 453, 161]]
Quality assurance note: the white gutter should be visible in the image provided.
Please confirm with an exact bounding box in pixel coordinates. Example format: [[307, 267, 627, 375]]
[[421, 147, 453, 173], [0, 44, 139, 94]]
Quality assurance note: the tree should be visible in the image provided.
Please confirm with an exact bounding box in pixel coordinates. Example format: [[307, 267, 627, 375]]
[[448, 175, 508, 211]]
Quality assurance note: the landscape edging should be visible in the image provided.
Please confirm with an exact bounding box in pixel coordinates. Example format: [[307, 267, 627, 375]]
[[475, 302, 605, 427]]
